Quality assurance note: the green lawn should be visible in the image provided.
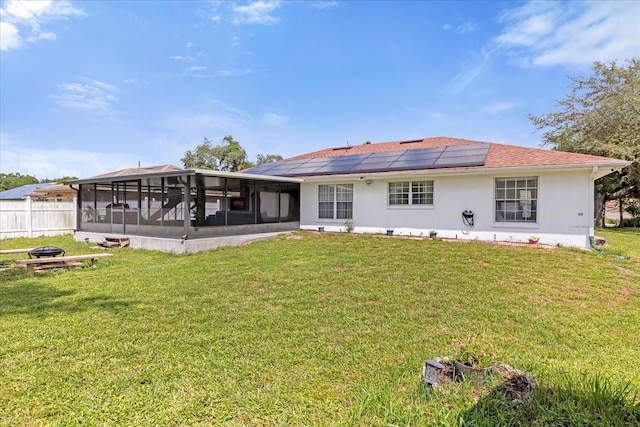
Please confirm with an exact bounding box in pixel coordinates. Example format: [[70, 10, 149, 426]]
[[1, 230, 638, 425]]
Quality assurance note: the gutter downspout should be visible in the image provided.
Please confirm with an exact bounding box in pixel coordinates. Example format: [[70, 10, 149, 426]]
[[588, 166, 598, 245]]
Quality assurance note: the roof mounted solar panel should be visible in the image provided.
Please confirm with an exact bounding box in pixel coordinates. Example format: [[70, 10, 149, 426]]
[[348, 161, 395, 173], [313, 162, 361, 174], [281, 166, 323, 175], [301, 157, 333, 165], [246, 163, 279, 174], [390, 158, 437, 170], [434, 154, 488, 167], [358, 156, 399, 165], [361, 152, 404, 162], [438, 145, 490, 158], [331, 153, 370, 162], [397, 148, 444, 161], [244, 143, 490, 176], [440, 143, 490, 152]]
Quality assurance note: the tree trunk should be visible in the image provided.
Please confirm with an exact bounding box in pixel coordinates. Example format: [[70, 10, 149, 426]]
[[618, 197, 624, 227], [594, 192, 606, 227]]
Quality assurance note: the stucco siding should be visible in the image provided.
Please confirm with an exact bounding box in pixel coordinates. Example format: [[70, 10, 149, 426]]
[[300, 168, 594, 248]]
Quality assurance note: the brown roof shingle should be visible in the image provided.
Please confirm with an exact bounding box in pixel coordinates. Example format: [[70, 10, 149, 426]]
[[88, 164, 183, 179], [287, 137, 622, 169]]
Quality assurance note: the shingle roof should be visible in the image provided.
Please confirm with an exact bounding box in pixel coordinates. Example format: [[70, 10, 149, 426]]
[[26, 183, 76, 201], [88, 164, 183, 179], [288, 137, 618, 168], [286, 137, 615, 168], [288, 137, 477, 160], [484, 142, 620, 168]]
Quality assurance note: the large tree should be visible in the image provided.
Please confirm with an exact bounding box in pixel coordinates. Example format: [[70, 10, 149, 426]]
[[181, 135, 255, 172], [256, 154, 283, 165], [529, 59, 640, 226], [0, 173, 39, 191], [181, 136, 284, 172]]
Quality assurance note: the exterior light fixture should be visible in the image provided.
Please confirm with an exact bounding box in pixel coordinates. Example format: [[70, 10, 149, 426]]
[[422, 360, 445, 389], [365, 179, 372, 185]]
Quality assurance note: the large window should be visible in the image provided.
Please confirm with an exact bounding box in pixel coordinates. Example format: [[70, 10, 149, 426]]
[[318, 184, 353, 219], [388, 181, 434, 205], [495, 177, 538, 222]]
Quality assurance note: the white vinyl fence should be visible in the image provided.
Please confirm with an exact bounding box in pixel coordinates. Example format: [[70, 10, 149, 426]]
[[0, 197, 77, 240]]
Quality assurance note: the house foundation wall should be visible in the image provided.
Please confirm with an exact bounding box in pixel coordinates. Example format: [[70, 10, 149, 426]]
[[74, 229, 294, 254]]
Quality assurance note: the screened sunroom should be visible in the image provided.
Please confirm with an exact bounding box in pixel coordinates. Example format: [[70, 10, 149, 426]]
[[67, 168, 301, 252]]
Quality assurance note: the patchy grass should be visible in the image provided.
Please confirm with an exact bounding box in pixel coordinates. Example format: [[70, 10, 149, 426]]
[[1, 231, 638, 425], [599, 227, 640, 260]]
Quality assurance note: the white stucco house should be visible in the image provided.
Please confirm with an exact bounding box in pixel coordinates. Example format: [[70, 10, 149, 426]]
[[246, 137, 630, 249]]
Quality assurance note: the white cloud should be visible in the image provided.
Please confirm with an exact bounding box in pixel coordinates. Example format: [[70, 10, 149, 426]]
[[0, 134, 135, 179], [457, 22, 476, 34], [212, 68, 256, 77], [51, 78, 119, 115], [480, 101, 519, 114], [0, 21, 21, 50], [262, 113, 289, 126], [3, 0, 53, 21], [232, 1, 281, 25], [309, 1, 341, 10], [496, 1, 640, 67], [445, 48, 492, 94], [28, 30, 56, 42], [0, 0, 84, 51], [442, 22, 475, 34]]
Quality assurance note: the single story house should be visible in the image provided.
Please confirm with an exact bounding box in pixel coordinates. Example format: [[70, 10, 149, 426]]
[[26, 183, 76, 201], [0, 182, 58, 200], [68, 137, 629, 252], [245, 137, 630, 249]]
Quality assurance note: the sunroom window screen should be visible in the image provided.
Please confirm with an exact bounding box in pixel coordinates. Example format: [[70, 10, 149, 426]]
[[495, 177, 538, 222]]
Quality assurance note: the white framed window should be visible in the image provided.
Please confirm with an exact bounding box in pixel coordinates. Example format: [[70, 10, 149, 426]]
[[495, 177, 538, 222], [318, 184, 353, 219], [388, 181, 433, 205]]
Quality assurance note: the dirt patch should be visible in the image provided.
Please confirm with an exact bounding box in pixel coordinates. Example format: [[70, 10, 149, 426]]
[[428, 362, 538, 403], [611, 264, 637, 276]]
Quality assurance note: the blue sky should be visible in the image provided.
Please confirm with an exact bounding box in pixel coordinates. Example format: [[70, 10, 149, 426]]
[[1, 0, 639, 180]]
